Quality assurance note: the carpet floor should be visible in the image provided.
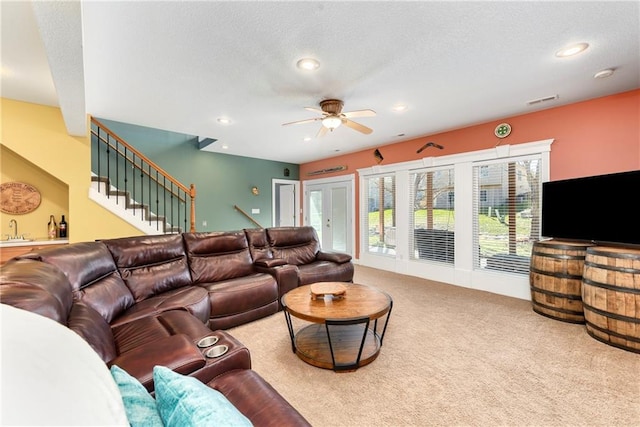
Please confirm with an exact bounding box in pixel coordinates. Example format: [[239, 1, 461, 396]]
[[229, 265, 640, 426]]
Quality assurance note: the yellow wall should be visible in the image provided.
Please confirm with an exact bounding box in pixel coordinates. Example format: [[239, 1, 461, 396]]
[[1, 98, 143, 242]]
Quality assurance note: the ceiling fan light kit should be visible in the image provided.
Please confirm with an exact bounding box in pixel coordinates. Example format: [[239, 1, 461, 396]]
[[322, 116, 342, 130]]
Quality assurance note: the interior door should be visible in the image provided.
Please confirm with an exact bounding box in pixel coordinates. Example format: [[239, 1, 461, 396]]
[[278, 184, 295, 226], [306, 180, 352, 254], [272, 179, 300, 227]]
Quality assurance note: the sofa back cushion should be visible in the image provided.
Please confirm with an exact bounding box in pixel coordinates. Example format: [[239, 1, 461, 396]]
[[0, 259, 73, 325], [25, 242, 135, 323], [68, 302, 118, 363], [266, 226, 319, 265], [104, 235, 192, 302], [244, 228, 273, 261], [183, 231, 255, 283]]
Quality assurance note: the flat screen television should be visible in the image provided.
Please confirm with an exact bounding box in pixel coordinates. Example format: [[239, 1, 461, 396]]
[[541, 170, 640, 246]]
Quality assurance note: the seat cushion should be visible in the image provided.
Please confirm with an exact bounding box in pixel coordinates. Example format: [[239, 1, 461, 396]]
[[111, 285, 210, 327], [112, 309, 212, 355], [198, 273, 278, 318]]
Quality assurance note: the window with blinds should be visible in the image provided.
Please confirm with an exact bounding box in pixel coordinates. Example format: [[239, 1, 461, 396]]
[[362, 174, 396, 256], [409, 168, 455, 263], [472, 157, 541, 274]]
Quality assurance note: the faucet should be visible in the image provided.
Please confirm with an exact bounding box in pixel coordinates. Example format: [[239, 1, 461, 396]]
[[9, 219, 18, 239]]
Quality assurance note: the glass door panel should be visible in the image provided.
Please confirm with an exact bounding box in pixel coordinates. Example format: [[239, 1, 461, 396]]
[[306, 181, 352, 255]]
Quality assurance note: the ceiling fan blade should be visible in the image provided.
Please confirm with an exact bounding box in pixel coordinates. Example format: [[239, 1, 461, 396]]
[[304, 107, 325, 115], [342, 109, 376, 118], [343, 119, 373, 134], [316, 126, 328, 138], [282, 117, 321, 126]]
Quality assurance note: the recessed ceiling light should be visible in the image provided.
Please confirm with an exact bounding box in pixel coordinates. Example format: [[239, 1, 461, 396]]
[[392, 104, 408, 112], [221, 145, 229, 150], [217, 117, 231, 125], [303, 137, 312, 142], [296, 58, 320, 71], [594, 68, 615, 79], [555, 42, 589, 58]]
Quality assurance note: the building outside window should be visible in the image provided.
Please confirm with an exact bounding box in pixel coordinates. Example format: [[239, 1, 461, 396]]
[[409, 168, 455, 264], [363, 174, 396, 256], [473, 157, 541, 274]]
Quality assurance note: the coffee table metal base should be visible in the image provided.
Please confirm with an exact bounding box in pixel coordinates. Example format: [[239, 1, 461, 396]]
[[293, 323, 382, 371]]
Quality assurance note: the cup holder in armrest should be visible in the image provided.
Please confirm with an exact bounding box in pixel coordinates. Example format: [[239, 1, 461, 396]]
[[205, 345, 228, 358], [197, 335, 219, 348]]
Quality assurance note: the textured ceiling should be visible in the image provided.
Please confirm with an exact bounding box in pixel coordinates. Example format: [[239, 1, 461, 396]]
[[2, 1, 639, 164]]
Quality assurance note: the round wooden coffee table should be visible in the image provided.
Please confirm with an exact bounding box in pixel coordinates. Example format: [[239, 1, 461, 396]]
[[281, 282, 393, 372]]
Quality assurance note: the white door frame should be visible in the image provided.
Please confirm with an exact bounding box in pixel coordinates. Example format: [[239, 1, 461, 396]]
[[303, 173, 356, 256], [272, 179, 300, 227]]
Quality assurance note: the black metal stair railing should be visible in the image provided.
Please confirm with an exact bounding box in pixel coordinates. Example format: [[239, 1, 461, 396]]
[[90, 117, 196, 233]]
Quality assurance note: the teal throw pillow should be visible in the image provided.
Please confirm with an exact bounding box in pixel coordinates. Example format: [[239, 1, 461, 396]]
[[110, 365, 163, 427], [153, 365, 253, 427]]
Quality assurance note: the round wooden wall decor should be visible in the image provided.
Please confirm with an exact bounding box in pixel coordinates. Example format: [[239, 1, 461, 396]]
[[0, 182, 42, 214]]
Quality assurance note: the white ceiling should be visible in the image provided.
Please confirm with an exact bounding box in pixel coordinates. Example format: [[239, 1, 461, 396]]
[[2, 1, 639, 164]]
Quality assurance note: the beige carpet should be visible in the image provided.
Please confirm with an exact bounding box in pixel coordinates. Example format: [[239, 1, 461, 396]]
[[228, 265, 640, 427]]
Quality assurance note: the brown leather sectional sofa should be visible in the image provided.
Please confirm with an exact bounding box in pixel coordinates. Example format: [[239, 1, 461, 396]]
[[0, 226, 354, 426]]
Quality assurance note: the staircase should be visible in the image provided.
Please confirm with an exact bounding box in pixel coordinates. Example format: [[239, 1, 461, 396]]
[[90, 117, 196, 235], [90, 175, 181, 234]]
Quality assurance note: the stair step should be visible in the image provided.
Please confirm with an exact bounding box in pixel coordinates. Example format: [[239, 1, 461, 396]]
[[91, 174, 176, 235]]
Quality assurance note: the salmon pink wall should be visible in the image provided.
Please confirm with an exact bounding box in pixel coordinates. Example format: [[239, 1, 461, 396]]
[[300, 89, 639, 256]]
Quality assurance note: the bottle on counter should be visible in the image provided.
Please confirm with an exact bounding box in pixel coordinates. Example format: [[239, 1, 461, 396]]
[[47, 215, 57, 239], [59, 215, 67, 238]]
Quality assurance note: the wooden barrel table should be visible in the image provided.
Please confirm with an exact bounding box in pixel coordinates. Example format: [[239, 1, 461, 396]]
[[529, 239, 594, 323], [582, 246, 640, 353]]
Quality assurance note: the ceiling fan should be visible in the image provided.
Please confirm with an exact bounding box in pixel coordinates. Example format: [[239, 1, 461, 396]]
[[282, 99, 376, 138]]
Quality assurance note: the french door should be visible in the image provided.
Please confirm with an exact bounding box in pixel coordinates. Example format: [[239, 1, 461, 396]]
[[304, 176, 354, 255]]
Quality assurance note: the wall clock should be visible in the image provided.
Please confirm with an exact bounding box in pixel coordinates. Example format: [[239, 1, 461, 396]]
[[494, 123, 512, 138]]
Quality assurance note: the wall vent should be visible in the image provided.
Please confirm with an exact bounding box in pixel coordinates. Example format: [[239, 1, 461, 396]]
[[526, 95, 559, 106]]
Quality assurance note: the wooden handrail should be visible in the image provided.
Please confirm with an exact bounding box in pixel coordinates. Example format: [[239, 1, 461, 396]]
[[91, 130, 186, 203], [234, 205, 263, 228], [91, 116, 196, 232], [92, 117, 192, 195]]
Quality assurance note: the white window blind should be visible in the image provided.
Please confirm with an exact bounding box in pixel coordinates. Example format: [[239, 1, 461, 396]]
[[362, 174, 396, 256], [472, 157, 541, 274], [409, 168, 455, 263]]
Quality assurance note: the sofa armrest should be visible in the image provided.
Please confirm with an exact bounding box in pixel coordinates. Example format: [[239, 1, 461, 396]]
[[254, 263, 300, 306], [107, 334, 205, 391], [317, 251, 352, 264], [253, 257, 287, 268]]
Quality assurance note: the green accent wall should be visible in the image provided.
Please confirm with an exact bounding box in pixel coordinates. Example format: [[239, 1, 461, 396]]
[[98, 119, 299, 232]]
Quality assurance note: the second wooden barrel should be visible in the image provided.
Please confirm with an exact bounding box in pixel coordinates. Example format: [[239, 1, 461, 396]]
[[529, 240, 594, 323], [582, 246, 640, 353]]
